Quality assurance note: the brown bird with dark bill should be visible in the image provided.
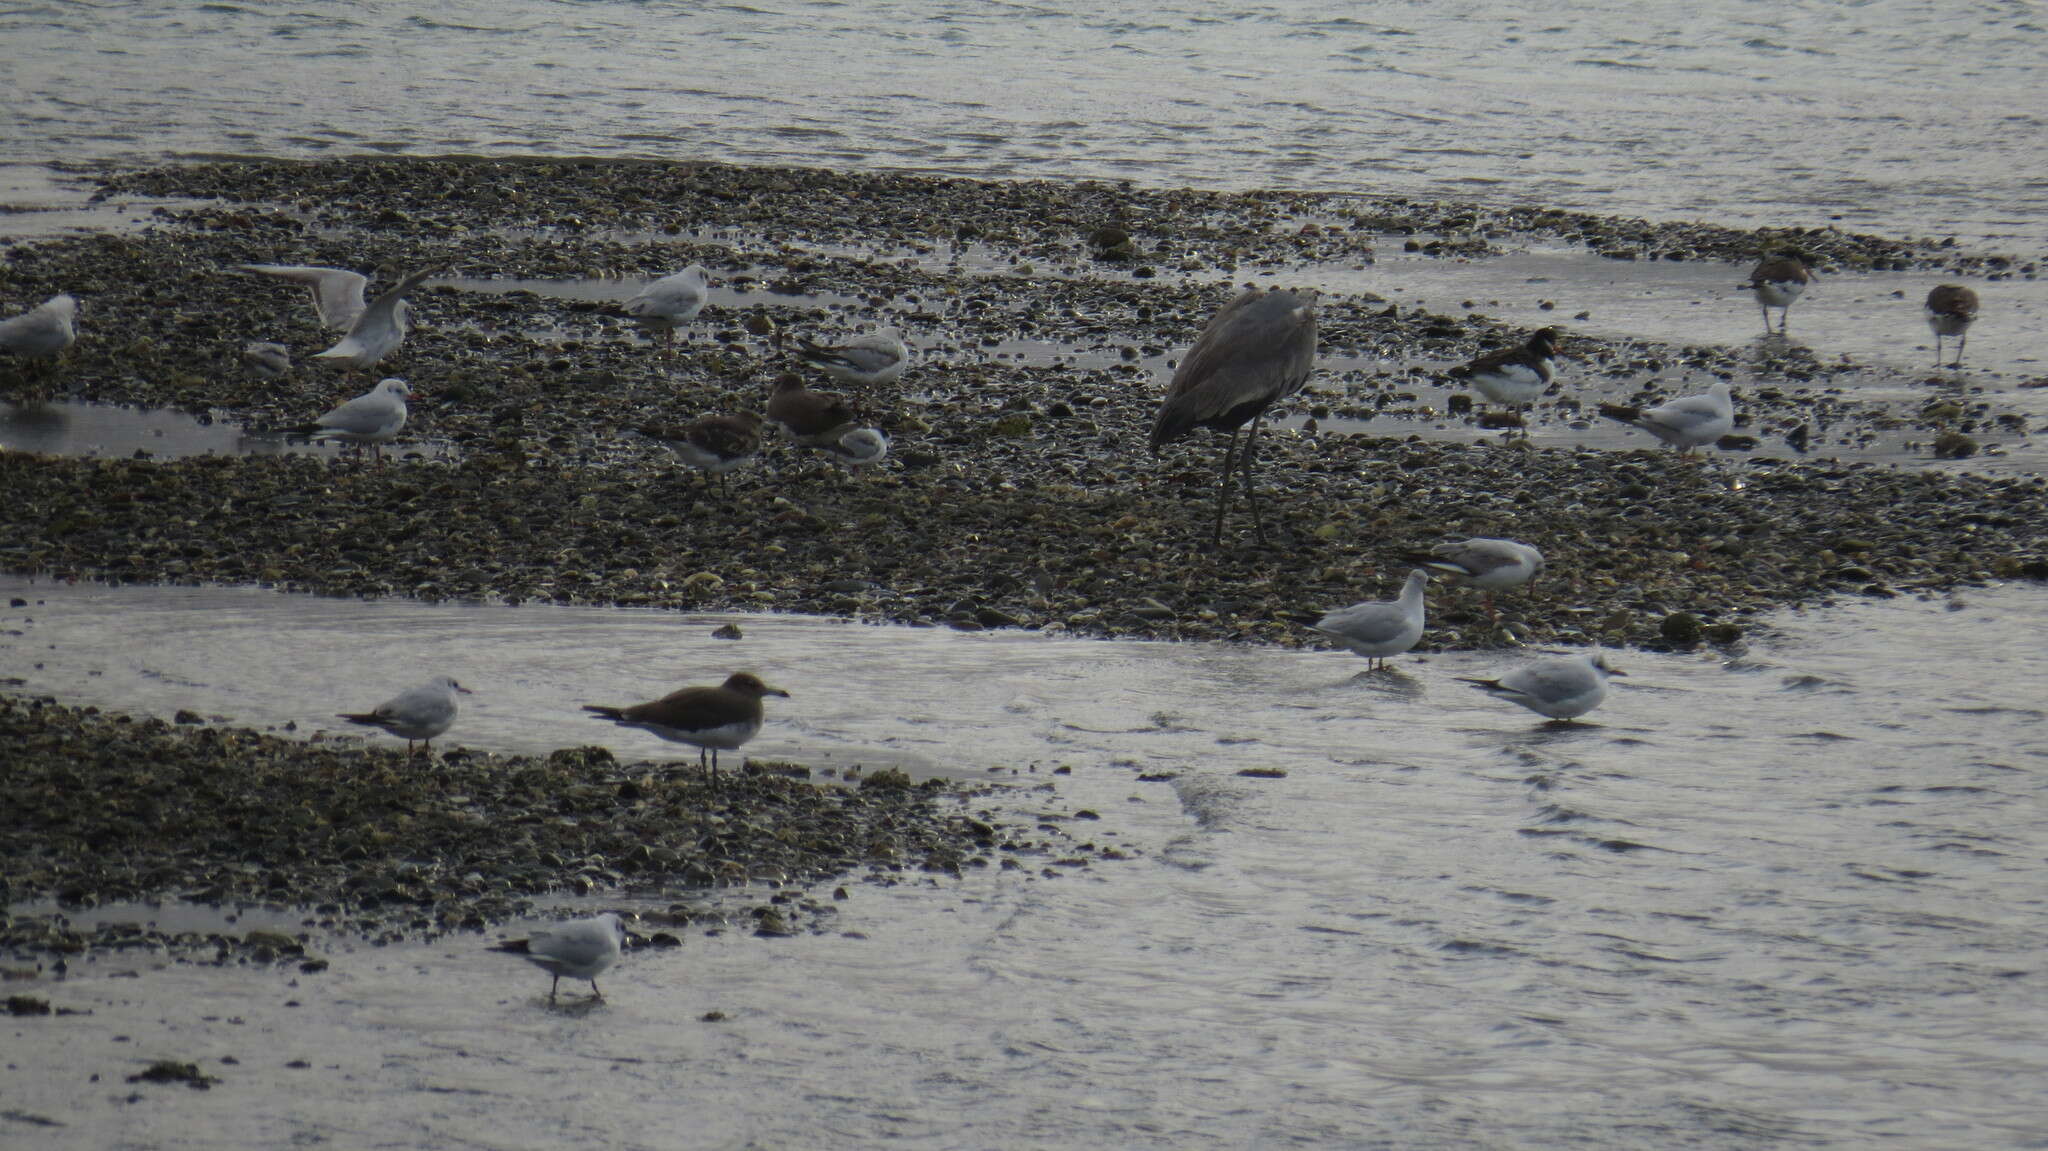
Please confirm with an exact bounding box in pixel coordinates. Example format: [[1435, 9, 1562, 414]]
[[1924, 283, 1979, 368], [583, 672, 791, 783], [766, 372, 860, 449], [638, 411, 763, 494]]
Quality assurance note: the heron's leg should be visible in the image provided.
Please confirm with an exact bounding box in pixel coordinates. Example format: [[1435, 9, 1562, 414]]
[[1240, 415, 1267, 544], [1211, 427, 1242, 545]]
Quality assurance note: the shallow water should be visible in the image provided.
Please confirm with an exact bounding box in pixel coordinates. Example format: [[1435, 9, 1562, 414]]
[[4, 575, 2047, 1147], [4, 1, 2046, 254]]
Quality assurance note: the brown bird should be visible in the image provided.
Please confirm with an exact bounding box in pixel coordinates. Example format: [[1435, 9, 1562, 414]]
[[638, 412, 763, 494], [766, 373, 859, 449], [1742, 252, 1814, 334], [583, 672, 790, 782], [1149, 287, 1317, 545], [1924, 283, 1979, 368]]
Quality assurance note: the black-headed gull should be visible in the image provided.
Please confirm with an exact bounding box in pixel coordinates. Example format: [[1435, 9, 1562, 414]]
[[0, 294, 78, 366], [242, 341, 293, 379], [1598, 382, 1734, 455], [796, 326, 910, 387], [1403, 538, 1543, 620], [492, 913, 628, 1003], [288, 377, 412, 458], [238, 264, 370, 330], [1308, 568, 1428, 670], [337, 674, 470, 754], [622, 264, 710, 353], [1459, 652, 1624, 721], [312, 266, 440, 371]]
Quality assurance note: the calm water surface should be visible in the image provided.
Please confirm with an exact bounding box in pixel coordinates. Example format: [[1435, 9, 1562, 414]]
[[3, 577, 2045, 1147]]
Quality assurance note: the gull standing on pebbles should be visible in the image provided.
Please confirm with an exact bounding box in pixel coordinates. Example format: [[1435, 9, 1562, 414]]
[[1743, 252, 1814, 334], [621, 264, 710, 354], [1403, 538, 1544, 621], [1598, 382, 1734, 456], [584, 672, 791, 783], [1924, 284, 1979, 368], [637, 411, 763, 494], [1309, 569, 1429, 671], [1150, 287, 1318, 546], [312, 266, 440, 371], [1460, 652, 1624, 722], [336, 674, 470, 754], [797, 326, 910, 387], [286, 377, 412, 458], [1449, 327, 1560, 431], [0, 293, 78, 369], [492, 913, 627, 1004], [237, 264, 370, 330]]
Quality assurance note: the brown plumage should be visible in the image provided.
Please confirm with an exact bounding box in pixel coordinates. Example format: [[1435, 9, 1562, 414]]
[[638, 412, 763, 493], [583, 672, 790, 782], [1924, 283, 1979, 367], [1743, 252, 1814, 334], [766, 373, 859, 448], [1149, 287, 1317, 545]]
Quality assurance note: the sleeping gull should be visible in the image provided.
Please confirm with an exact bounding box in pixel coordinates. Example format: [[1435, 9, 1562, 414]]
[[312, 266, 440, 371], [796, 326, 911, 387], [1402, 538, 1543, 621], [336, 674, 470, 754], [242, 341, 293, 379], [622, 264, 710, 353], [1598, 382, 1733, 455], [492, 912, 627, 1004], [286, 377, 411, 458], [238, 264, 370, 330], [1308, 568, 1428, 671], [0, 294, 78, 366], [1459, 652, 1624, 721]]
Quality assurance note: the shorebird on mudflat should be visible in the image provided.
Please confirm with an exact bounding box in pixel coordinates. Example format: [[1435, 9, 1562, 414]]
[[337, 674, 470, 755], [1743, 252, 1814, 334], [1924, 283, 1979, 368], [1448, 327, 1560, 432], [0, 293, 78, 373], [638, 411, 763, 494], [1460, 652, 1624, 722], [1598, 381, 1734, 456], [796, 326, 910, 388], [312, 265, 441, 372], [1402, 538, 1544, 621], [1308, 569, 1429, 671], [1149, 286, 1317, 546], [583, 672, 790, 782], [621, 264, 710, 354], [492, 913, 627, 1004], [285, 376, 412, 459], [238, 264, 371, 330], [766, 373, 860, 448]]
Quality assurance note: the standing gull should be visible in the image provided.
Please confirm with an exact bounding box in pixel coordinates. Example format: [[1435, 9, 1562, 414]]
[[1743, 252, 1814, 334], [638, 411, 764, 494], [1448, 327, 1560, 431], [1598, 382, 1734, 456], [796, 326, 911, 388], [0, 293, 78, 370], [312, 266, 441, 371], [584, 672, 790, 782], [1150, 287, 1318, 545], [336, 674, 470, 755], [492, 913, 627, 1004], [286, 377, 412, 458], [1308, 569, 1429, 671], [1924, 284, 1979, 368], [1402, 538, 1544, 621], [237, 264, 370, 330], [1460, 652, 1625, 722], [621, 264, 710, 353]]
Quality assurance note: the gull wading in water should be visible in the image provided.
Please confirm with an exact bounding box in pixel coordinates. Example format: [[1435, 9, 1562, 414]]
[[1402, 538, 1544, 621], [1598, 382, 1734, 456], [286, 377, 412, 458], [796, 326, 911, 387], [238, 264, 371, 330], [1459, 652, 1624, 722], [583, 672, 790, 783], [492, 913, 627, 1004], [621, 264, 710, 353], [1150, 287, 1318, 546], [312, 266, 441, 371], [336, 674, 470, 755], [1308, 568, 1429, 671]]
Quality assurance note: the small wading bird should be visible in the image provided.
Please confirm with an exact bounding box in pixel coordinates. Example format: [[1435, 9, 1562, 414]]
[[336, 674, 470, 755], [1598, 381, 1734, 456], [766, 372, 891, 476], [1924, 283, 1979, 368], [1308, 569, 1429, 671], [638, 411, 764, 494], [1743, 252, 1814, 334], [284, 376, 412, 458], [312, 265, 442, 371], [237, 264, 371, 330], [621, 264, 710, 354], [1460, 652, 1625, 722], [1403, 538, 1544, 622], [0, 293, 78, 373], [1150, 287, 1318, 545], [1449, 327, 1561, 431], [492, 913, 627, 1004], [583, 672, 790, 783], [796, 326, 910, 388]]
